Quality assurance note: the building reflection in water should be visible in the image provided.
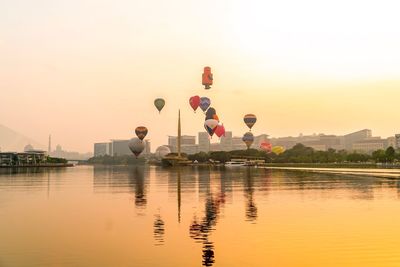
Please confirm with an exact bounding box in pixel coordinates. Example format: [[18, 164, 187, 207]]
[[153, 213, 165, 246]]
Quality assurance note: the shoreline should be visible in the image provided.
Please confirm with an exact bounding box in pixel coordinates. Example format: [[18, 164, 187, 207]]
[[0, 163, 74, 168]]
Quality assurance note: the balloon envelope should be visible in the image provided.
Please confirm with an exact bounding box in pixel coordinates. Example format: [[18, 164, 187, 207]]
[[243, 114, 257, 130], [214, 124, 225, 138], [205, 107, 216, 119], [128, 138, 145, 158], [272, 146, 285, 155], [155, 146, 171, 159], [199, 97, 211, 112], [242, 132, 254, 149], [189, 96, 200, 112], [204, 119, 219, 137], [154, 98, 165, 113], [135, 126, 148, 141], [260, 142, 272, 152], [202, 66, 213, 90]]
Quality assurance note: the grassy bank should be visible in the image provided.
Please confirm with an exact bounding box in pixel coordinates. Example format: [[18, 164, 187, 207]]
[[262, 163, 400, 169]]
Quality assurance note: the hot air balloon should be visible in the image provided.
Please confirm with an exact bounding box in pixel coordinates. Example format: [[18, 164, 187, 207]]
[[202, 66, 213, 89], [272, 146, 285, 155], [154, 98, 165, 113], [243, 114, 257, 130], [242, 132, 254, 149], [135, 126, 148, 141], [155, 146, 171, 160], [212, 114, 219, 121], [204, 119, 219, 137], [214, 124, 225, 138], [200, 97, 211, 112], [189, 96, 201, 113], [128, 138, 145, 158], [205, 107, 216, 120], [260, 141, 272, 153]]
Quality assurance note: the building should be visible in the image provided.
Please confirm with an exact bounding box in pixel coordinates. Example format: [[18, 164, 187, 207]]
[[220, 131, 233, 151], [94, 142, 112, 157], [181, 145, 198, 155], [395, 134, 400, 149], [232, 136, 247, 150], [343, 129, 372, 150], [144, 140, 151, 155], [52, 145, 93, 160], [387, 137, 396, 148], [111, 140, 131, 156], [352, 138, 388, 153], [210, 143, 221, 151], [0, 151, 47, 166], [198, 132, 210, 153], [168, 135, 196, 153]]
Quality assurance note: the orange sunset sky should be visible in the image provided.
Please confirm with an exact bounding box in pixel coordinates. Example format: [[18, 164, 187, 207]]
[[1, 0, 399, 152]]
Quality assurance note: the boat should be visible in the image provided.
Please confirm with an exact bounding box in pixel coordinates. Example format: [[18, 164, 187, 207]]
[[224, 161, 247, 167]]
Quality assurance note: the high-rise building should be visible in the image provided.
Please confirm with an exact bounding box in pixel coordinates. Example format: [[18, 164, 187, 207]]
[[198, 132, 210, 152], [144, 140, 151, 155], [94, 143, 110, 157], [394, 134, 400, 149], [111, 140, 131, 156], [220, 131, 233, 151], [168, 135, 196, 153]]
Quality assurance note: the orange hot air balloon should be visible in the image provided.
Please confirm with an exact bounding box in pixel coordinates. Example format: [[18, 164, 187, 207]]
[[202, 66, 213, 89]]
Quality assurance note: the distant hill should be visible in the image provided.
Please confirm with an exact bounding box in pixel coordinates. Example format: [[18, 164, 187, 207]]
[[0, 124, 44, 152]]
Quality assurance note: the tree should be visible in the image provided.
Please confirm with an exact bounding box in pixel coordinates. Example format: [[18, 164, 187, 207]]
[[385, 146, 396, 163]]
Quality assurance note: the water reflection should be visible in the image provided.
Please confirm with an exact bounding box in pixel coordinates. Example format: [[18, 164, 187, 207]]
[[153, 214, 165, 246], [85, 166, 400, 267], [93, 166, 148, 212]]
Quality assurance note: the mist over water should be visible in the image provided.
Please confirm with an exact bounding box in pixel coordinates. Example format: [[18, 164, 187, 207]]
[[1, 166, 400, 267]]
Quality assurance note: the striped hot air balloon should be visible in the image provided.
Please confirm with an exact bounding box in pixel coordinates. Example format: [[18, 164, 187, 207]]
[[243, 114, 257, 130]]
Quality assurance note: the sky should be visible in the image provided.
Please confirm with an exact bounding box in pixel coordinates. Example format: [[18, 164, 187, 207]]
[[1, 0, 399, 153]]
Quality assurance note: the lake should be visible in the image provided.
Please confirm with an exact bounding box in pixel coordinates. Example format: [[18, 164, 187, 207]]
[[1, 166, 400, 267]]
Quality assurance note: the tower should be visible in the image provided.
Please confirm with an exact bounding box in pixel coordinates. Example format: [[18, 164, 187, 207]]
[[48, 134, 52, 154], [177, 109, 181, 158]]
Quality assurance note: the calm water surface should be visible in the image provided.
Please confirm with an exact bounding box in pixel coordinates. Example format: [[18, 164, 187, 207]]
[[1, 166, 400, 267]]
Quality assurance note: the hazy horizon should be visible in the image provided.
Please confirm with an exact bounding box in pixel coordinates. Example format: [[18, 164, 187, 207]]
[[1, 0, 399, 153]]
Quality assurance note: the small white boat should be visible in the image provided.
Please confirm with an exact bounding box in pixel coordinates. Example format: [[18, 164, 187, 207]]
[[224, 161, 246, 167]]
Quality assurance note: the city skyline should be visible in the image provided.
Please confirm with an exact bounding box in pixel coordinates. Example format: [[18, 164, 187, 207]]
[[1, 0, 400, 152], [94, 128, 400, 157]]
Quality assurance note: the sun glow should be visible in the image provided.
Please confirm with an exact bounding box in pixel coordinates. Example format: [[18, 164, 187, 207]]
[[227, 0, 400, 79]]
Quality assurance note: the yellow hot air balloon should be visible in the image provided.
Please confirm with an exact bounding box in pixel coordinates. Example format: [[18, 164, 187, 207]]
[[271, 146, 285, 155]]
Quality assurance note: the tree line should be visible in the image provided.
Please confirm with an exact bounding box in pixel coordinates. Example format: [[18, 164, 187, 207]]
[[188, 144, 400, 164]]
